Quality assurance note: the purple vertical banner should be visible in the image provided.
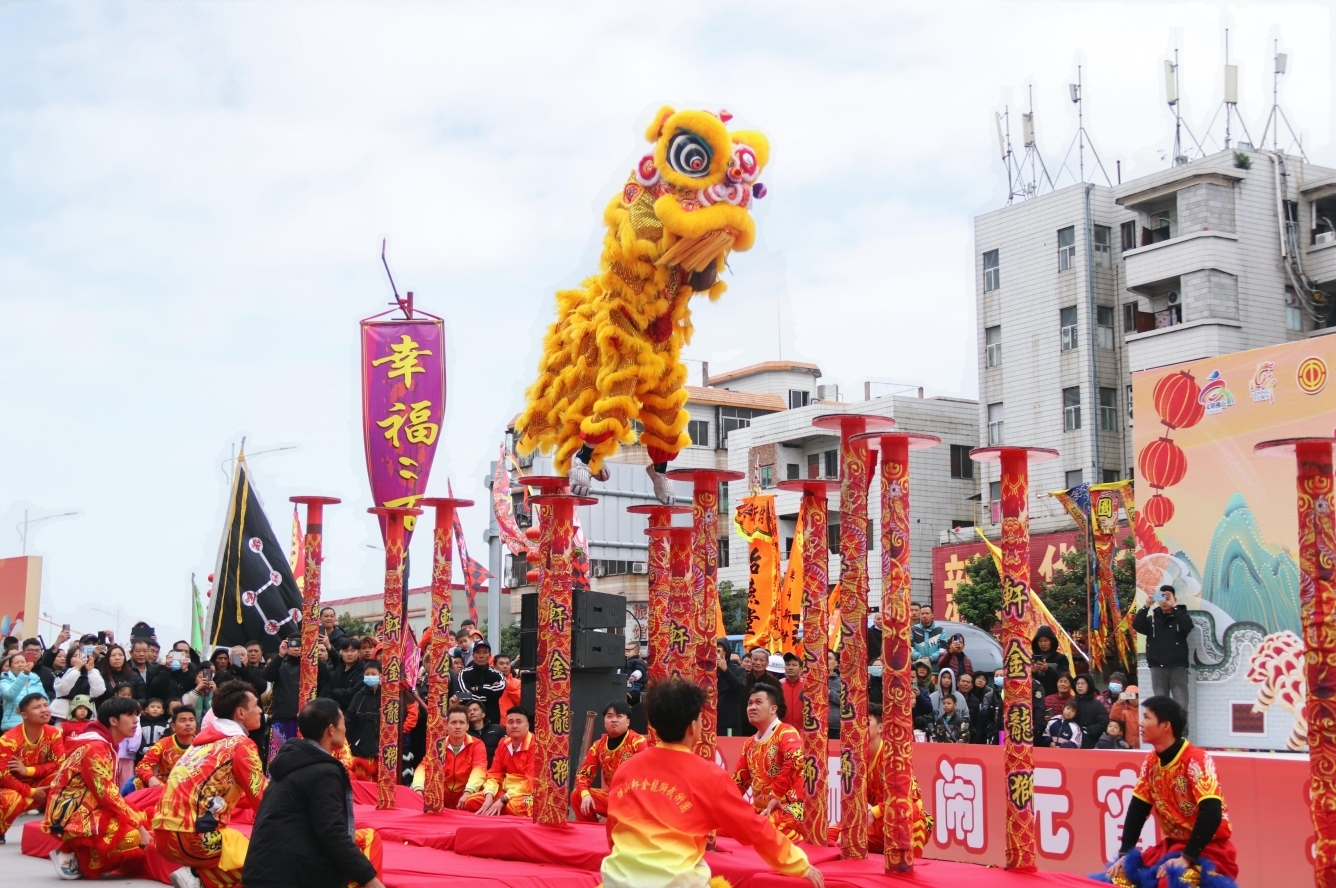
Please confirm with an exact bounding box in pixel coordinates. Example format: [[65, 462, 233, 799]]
[[361, 317, 447, 539]]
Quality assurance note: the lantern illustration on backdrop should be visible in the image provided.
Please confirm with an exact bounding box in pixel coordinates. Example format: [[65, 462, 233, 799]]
[[1137, 370, 1203, 526]]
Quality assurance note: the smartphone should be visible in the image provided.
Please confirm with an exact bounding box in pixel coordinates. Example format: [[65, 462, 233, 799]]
[[81, 645, 95, 657], [97, 632, 109, 645], [62, 623, 71, 632], [200, 666, 214, 682], [23, 650, 38, 664], [1150, 592, 1166, 604]]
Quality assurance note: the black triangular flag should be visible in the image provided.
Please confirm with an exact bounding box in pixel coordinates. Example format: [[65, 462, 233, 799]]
[[208, 456, 304, 655]]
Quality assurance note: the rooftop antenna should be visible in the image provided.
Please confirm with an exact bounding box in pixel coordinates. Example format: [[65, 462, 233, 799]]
[[994, 87, 1053, 205], [1201, 30, 1256, 153], [1054, 67, 1112, 186], [1162, 50, 1206, 164], [1259, 42, 1307, 160]]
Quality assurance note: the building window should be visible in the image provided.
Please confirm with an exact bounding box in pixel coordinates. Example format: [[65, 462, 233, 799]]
[[1065, 469, 1084, 488], [824, 449, 839, 478], [718, 481, 729, 517], [1058, 226, 1076, 271], [983, 249, 1000, 292], [1102, 469, 1121, 484], [807, 453, 820, 479], [687, 419, 710, 448], [989, 481, 1002, 523], [786, 463, 800, 481], [719, 407, 761, 444], [987, 403, 1004, 445], [1096, 306, 1115, 350], [985, 325, 1002, 368], [718, 539, 730, 568], [1060, 306, 1079, 351], [1120, 220, 1137, 251], [1099, 387, 1118, 431], [1094, 225, 1111, 267], [788, 389, 810, 409], [1287, 288, 1304, 332], [827, 523, 840, 554], [1063, 387, 1082, 431], [759, 465, 774, 488], [1126, 384, 1134, 422], [950, 444, 975, 480]]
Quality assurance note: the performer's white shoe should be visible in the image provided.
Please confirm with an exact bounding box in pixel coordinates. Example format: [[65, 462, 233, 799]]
[[169, 867, 203, 888], [647, 464, 676, 506], [569, 454, 608, 497], [50, 850, 82, 880]]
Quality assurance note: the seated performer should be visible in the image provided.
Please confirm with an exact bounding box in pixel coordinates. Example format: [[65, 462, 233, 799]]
[[1101, 696, 1238, 888], [152, 682, 266, 888], [601, 678, 822, 888], [0, 692, 64, 842], [134, 706, 196, 788], [843, 703, 930, 855], [571, 700, 646, 822], [463, 706, 534, 816], [733, 681, 804, 842], [410, 704, 486, 807], [43, 697, 151, 880]]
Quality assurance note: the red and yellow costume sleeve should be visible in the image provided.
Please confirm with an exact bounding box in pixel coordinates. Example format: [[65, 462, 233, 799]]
[[0, 724, 65, 794], [602, 743, 807, 888], [334, 740, 354, 770], [733, 723, 804, 808], [151, 735, 266, 834], [134, 735, 189, 786], [1132, 743, 1232, 844], [44, 741, 144, 841], [447, 736, 488, 795], [574, 731, 647, 801], [483, 734, 535, 799]]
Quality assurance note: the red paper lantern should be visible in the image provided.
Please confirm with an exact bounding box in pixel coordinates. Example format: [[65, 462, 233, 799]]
[[1153, 371, 1205, 430], [524, 526, 541, 542], [1138, 437, 1188, 490], [1143, 493, 1175, 526]]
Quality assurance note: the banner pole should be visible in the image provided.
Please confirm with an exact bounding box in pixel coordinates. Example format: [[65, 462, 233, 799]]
[[629, 504, 691, 691], [368, 506, 421, 810], [291, 496, 341, 710]]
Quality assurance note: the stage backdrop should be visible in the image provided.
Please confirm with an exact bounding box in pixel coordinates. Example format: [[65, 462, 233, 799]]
[[0, 556, 41, 641], [715, 738, 1310, 883], [931, 529, 1079, 619], [1132, 336, 1336, 751]]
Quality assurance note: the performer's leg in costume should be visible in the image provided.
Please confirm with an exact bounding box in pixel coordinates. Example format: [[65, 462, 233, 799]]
[[0, 787, 33, 836], [65, 811, 145, 881], [154, 828, 248, 888], [570, 788, 609, 822]]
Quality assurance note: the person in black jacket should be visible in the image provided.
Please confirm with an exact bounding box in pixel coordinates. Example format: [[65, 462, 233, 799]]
[[345, 661, 384, 771], [1132, 584, 1194, 729], [326, 637, 367, 712], [464, 699, 505, 766], [148, 645, 196, 703], [263, 636, 328, 761], [1029, 625, 1069, 698], [1070, 673, 1109, 749], [714, 640, 746, 737], [243, 698, 384, 888], [458, 641, 506, 723]]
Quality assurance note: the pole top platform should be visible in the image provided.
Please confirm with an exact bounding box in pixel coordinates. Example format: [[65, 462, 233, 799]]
[[1254, 436, 1336, 459], [810, 413, 895, 435], [529, 493, 599, 508], [419, 497, 475, 509], [367, 506, 423, 518], [627, 504, 693, 517], [665, 468, 746, 485], [290, 496, 342, 506], [775, 479, 839, 495], [515, 475, 569, 494], [850, 430, 942, 452], [968, 446, 1060, 465]]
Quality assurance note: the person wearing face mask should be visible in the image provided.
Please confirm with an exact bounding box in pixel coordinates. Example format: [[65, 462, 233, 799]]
[[867, 658, 884, 707], [149, 644, 198, 704], [978, 671, 1005, 745]]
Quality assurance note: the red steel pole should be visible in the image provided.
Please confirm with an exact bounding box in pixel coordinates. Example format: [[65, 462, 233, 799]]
[[417, 497, 473, 814], [629, 504, 691, 687], [367, 506, 421, 810], [854, 431, 941, 872], [290, 496, 341, 711], [645, 525, 696, 685], [969, 445, 1057, 871], [530, 491, 596, 824], [1255, 436, 1336, 887], [667, 468, 744, 762]]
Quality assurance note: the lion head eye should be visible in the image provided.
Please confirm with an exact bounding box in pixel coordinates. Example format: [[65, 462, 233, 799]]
[[667, 131, 712, 178]]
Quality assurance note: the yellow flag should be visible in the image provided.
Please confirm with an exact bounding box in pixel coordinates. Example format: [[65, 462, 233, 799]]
[[973, 528, 1082, 666], [734, 495, 780, 651], [772, 498, 805, 656]]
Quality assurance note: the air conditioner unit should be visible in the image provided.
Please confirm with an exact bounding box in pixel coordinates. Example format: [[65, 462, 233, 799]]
[[1317, 230, 1336, 246], [592, 564, 606, 578], [631, 562, 648, 575], [1166, 291, 1180, 305]]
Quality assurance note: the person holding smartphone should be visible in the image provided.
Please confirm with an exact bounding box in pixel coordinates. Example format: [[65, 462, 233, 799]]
[[52, 645, 107, 723], [1132, 585, 1194, 732], [1, 651, 47, 731]]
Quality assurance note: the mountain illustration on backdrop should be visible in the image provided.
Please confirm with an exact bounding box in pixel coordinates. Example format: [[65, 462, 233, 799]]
[[1199, 492, 1301, 637]]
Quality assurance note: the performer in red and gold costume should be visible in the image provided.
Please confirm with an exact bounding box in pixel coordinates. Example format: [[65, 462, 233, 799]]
[[463, 706, 535, 816], [0, 693, 64, 839], [732, 681, 804, 843], [133, 706, 196, 789], [43, 697, 150, 880], [411, 704, 487, 807], [571, 700, 646, 822], [1102, 696, 1238, 888], [601, 678, 822, 888], [152, 683, 266, 888]]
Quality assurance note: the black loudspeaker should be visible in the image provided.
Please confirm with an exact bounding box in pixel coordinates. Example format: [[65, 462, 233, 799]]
[[519, 629, 625, 670], [519, 670, 626, 788], [520, 590, 625, 631]]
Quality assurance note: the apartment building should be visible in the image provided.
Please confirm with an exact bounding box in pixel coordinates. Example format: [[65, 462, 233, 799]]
[[974, 148, 1336, 535]]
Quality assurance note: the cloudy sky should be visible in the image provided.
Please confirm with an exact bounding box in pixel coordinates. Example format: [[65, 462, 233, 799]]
[[1, 1, 1330, 646]]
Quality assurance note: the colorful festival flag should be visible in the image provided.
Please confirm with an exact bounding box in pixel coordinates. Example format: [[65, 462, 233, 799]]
[[973, 529, 1083, 668], [734, 495, 780, 651], [773, 497, 805, 656], [207, 454, 304, 654], [1090, 480, 1135, 670], [190, 574, 206, 654], [289, 505, 306, 593]]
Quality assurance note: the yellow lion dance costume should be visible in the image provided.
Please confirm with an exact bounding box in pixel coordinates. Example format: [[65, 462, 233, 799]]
[[517, 106, 769, 502]]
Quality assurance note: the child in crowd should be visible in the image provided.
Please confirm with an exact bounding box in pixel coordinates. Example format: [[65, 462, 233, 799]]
[[1045, 700, 1083, 749], [60, 695, 94, 749], [1095, 719, 1131, 750], [136, 698, 171, 761], [931, 695, 970, 744]]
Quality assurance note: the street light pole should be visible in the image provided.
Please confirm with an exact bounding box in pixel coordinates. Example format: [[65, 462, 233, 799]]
[[17, 510, 79, 555]]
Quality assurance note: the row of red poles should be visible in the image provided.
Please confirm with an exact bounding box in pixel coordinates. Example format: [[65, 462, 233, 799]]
[[286, 424, 1336, 882]]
